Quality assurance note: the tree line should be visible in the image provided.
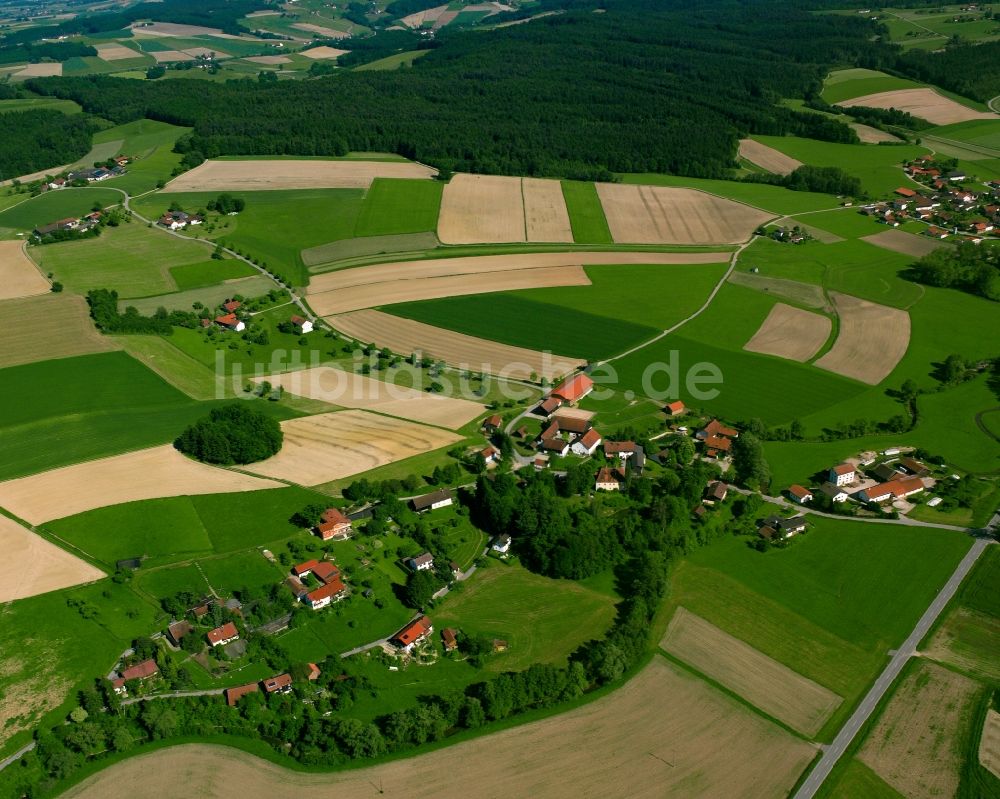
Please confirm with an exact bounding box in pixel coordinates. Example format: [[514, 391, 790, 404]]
[[908, 241, 1000, 301]]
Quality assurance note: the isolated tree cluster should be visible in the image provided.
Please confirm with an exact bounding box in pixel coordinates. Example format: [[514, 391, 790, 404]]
[[174, 403, 282, 465]]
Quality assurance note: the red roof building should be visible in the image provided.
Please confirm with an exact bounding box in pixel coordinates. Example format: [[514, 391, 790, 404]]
[[316, 507, 352, 540], [206, 622, 239, 647], [550, 373, 594, 403], [393, 615, 433, 650], [215, 313, 243, 331], [292, 559, 321, 578], [311, 561, 340, 584], [483, 414, 503, 431], [665, 400, 686, 415], [225, 682, 259, 706], [121, 659, 159, 681], [307, 663, 322, 681], [895, 187, 916, 198], [788, 484, 813, 503], [305, 576, 347, 609], [263, 673, 293, 693], [537, 396, 563, 416], [222, 300, 242, 313], [442, 628, 458, 652]]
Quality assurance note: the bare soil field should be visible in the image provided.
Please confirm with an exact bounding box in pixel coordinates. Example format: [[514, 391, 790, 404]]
[[63, 658, 815, 799], [859, 661, 980, 799], [814, 292, 910, 384], [95, 44, 142, 61], [329, 310, 585, 380], [838, 88, 996, 125], [162, 159, 436, 192], [850, 123, 900, 143], [861, 229, 946, 258], [258, 367, 484, 429], [923, 606, 1000, 683], [661, 608, 841, 737], [16, 63, 61, 77], [522, 177, 574, 242], [738, 139, 803, 175], [981, 709, 1000, 779], [151, 50, 195, 63], [292, 22, 349, 38], [438, 174, 526, 244], [0, 295, 118, 369], [400, 3, 448, 27], [310, 265, 591, 316], [298, 46, 349, 59], [597, 183, 773, 244], [245, 55, 291, 64], [728, 271, 830, 310], [0, 514, 103, 602], [0, 241, 49, 300], [242, 410, 461, 486], [743, 303, 833, 363], [0, 445, 282, 525]]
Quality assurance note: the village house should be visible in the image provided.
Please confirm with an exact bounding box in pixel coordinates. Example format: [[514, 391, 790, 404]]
[[225, 683, 259, 706], [305, 576, 347, 610], [442, 628, 458, 652], [788, 484, 813, 504], [491, 534, 512, 555], [595, 465, 625, 491], [158, 211, 188, 230], [819, 482, 849, 503], [207, 622, 239, 648], [541, 436, 570, 456], [392, 615, 433, 652], [166, 620, 193, 647], [480, 445, 500, 465], [316, 507, 352, 541], [33, 217, 79, 237], [828, 463, 856, 486], [287, 314, 312, 334], [604, 440, 640, 460], [482, 414, 503, 433], [410, 488, 453, 512], [408, 552, 435, 572], [664, 400, 686, 416], [550, 373, 594, 404], [120, 658, 159, 682], [215, 313, 245, 332], [696, 419, 738, 458], [263, 673, 293, 694], [571, 428, 603, 457], [762, 515, 809, 539], [449, 561, 461, 578], [705, 480, 728, 502], [858, 476, 925, 504]]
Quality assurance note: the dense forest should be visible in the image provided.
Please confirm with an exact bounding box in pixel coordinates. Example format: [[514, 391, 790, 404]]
[[27, 1, 890, 180], [0, 41, 96, 66], [895, 41, 1000, 104], [0, 110, 93, 182]]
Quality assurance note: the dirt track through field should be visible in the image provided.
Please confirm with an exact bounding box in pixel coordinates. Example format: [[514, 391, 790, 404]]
[[258, 367, 485, 429], [242, 410, 461, 485], [861, 229, 946, 258], [523, 178, 574, 242], [814, 292, 910, 384], [839, 88, 996, 125], [597, 183, 772, 244], [743, 303, 832, 363], [981, 710, 1000, 779], [0, 446, 283, 525], [62, 658, 815, 799], [661, 608, 841, 736], [738, 139, 803, 175], [0, 294, 118, 369], [162, 159, 436, 192], [329, 309, 585, 380], [0, 514, 104, 602], [0, 241, 50, 299], [859, 662, 980, 799]]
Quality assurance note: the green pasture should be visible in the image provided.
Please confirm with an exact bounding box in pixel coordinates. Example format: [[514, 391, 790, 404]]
[[302, 231, 439, 268], [123, 274, 274, 314], [561, 180, 613, 244], [0, 188, 123, 236], [822, 760, 906, 799], [198, 551, 286, 595], [932, 119, 1000, 150], [354, 50, 430, 71], [169, 259, 257, 290], [353, 178, 442, 237], [0, 97, 81, 114], [96, 119, 191, 195], [792, 209, 891, 240], [117, 334, 224, 401], [820, 69, 926, 104]]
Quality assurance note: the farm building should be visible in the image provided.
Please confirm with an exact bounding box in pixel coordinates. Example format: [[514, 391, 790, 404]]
[[225, 683, 259, 706], [166, 620, 193, 646], [120, 659, 159, 681], [552, 413, 591, 435], [491, 534, 512, 555], [899, 457, 929, 476], [550, 373, 594, 404], [605, 440, 640, 460], [222, 300, 242, 313], [482, 414, 503, 433], [858, 476, 925, 504], [595, 465, 625, 491], [410, 488, 453, 512], [392, 615, 433, 652], [697, 419, 738, 458], [263, 673, 293, 694], [571, 428, 603, 457], [33, 218, 79, 237], [788, 485, 813, 504], [536, 396, 563, 416], [481, 445, 500, 464], [316, 507, 352, 540], [292, 560, 323, 578], [705, 481, 728, 502], [305, 577, 347, 610], [290, 314, 313, 334], [541, 437, 570, 456], [215, 313, 245, 332], [828, 463, 856, 487], [761, 515, 809, 539], [442, 628, 458, 652], [873, 463, 904, 482], [665, 400, 686, 415], [207, 622, 239, 647], [408, 552, 435, 572], [819, 483, 849, 503]]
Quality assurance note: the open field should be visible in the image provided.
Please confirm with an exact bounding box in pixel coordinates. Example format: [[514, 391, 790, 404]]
[[132, 22, 236, 36], [0, 188, 123, 234], [258, 367, 484, 429], [245, 55, 291, 65], [292, 22, 350, 38], [243, 410, 461, 485], [0, 514, 104, 602], [0, 445, 283, 525], [0, 240, 49, 299], [302, 232, 439, 267], [839, 88, 997, 125], [820, 68, 927, 105], [0, 295, 117, 369], [169, 259, 257, 290], [438, 174, 525, 244], [814, 293, 910, 385], [523, 177, 573, 242], [299, 46, 350, 58], [924, 607, 1000, 683], [850, 123, 900, 144], [859, 661, 980, 799], [739, 138, 803, 175], [162, 159, 436, 192], [62, 658, 815, 799], [329, 309, 586, 380], [122, 275, 275, 315], [14, 63, 62, 78], [981, 710, 1000, 779], [619, 173, 838, 215], [661, 608, 842, 736], [150, 50, 195, 62], [95, 44, 142, 61], [353, 178, 443, 237], [596, 183, 772, 244], [861, 229, 946, 258], [743, 302, 832, 362], [561, 180, 613, 243], [728, 271, 829, 309]]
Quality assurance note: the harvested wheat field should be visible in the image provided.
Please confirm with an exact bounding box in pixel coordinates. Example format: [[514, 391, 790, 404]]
[[850, 123, 900, 143], [95, 44, 141, 61], [861, 229, 946, 258], [0, 446, 282, 525], [245, 55, 291, 64], [597, 183, 772, 244], [0, 515, 104, 602], [981, 710, 1000, 779], [63, 658, 815, 799], [438, 174, 526, 244], [860, 662, 980, 799], [312, 265, 590, 316], [258, 367, 484, 429], [151, 50, 195, 62], [292, 22, 349, 38], [163, 159, 436, 192], [727, 271, 829, 310], [661, 608, 841, 736], [744, 303, 832, 363], [523, 177, 574, 242], [243, 410, 461, 486], [131, 22, 234, 36], [0, 295, 118, 369], [16, 63, 61, 77], [298, 46, 349, 59], [738, 139, 803, 176], [814, 292, 910, 384], [838, 88, 996, 125], [0, 241, 49, 300], [401, 3, 449, 27], [330, 310, 585, 380]]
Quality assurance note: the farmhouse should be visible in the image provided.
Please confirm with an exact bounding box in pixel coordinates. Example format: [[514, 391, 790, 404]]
[[482, 414, 503, 433], [442, 628, 458, 652], [788, 484, 813, 504], [541, 437, 570, 456], [207, 622, 239, 647], [697, 419, 738, 457], [316, 507, 352, 540], [311, 561, 340, 583], [215, 313, 245, 332], [858, 476, 925, 504], [705, 481, 728, 502], [481, 445, 500, 465], [158, 212, 188, 230], [819, 483, 849, 502], [665, 400, 686, 416], [305, 576, 347, 610], [166, 620, 193, 646], [285, 576, 308, 600], [263, 673, 293, 694], [392, 615, 433, 652], [552, 413, 592, 435], [762, 515, 809, 539], [828, 463, 856, 486], [536, 396, 563, 416], [550, 373, 594, 404], [595, 465, 625, 491], [225, 683, 259, 706], [290, 314, 313, 334], [408, 552, 435, 572], [605, 440, 640, 460], [491, 533, 512, 555], [120, 658, 159, 681], [571, 428, 603, 457], [292, 560, 323, 578], [33, 217, 79, 237], [410, 488, 453, 512]]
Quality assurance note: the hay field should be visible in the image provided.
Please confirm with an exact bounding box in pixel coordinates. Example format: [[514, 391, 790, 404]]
[[16, 63, 61, 77], [0, 446, 283, 525], [401, 3, 449, 27], [0, 240, 49, 299], [311, 265, 591, 316], [522, 177, 574, 242], [63, 658, 815, 799], [739, 139, 803, 175], [728, 271, 829, 309], [245, 55, 291, 64], [292, 22, 349, 38], [923, 606, 1000, 683], [0, 295, 118, 369], [438, 174, 525, 243], [243, 410, 460, 485], [661, 608, 841, 736], [162, 159, 436, 192], [838, 88, 996, 125], [859, 662, 980, 799], [299, 46, 349, 59], [329, 310, 585, 380], [743, 303, 832, 362], [95, 44, 142, 61], [861, 229, 946, 258], [814, 292, 910, 384], [850, 123, 900, 143], [258, 367, 484, 429], [597, 183, 772, 244], [0, 515, 104, 602], [981, 710, 1000, 779], [151, 50, 195, 62], [132, 22, 236, 37]]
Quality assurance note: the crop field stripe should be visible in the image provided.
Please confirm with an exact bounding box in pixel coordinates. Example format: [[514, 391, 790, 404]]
[[561, 181, 612, 244]]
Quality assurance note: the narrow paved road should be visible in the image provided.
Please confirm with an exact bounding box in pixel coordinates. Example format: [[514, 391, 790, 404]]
[[0, 742, 35, 772], [121, 688, 226, 706], [793, 534, 994, 799]]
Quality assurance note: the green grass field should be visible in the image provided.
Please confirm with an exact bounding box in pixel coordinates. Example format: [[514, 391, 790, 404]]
[[301, 231, 439, 268], [561, 180, 613, 244], [95, 119, 191, 195], [0, 97, 82, 115], [820, 68, 926, 104], [168, 258, 257, 290], [123, 274, 275, 315], [354, 50, 430, 71], [0, 188, 123, 236], [353, 178, 442, 237], [932, 119, 1000, 150], [823, 760, 906, 799]]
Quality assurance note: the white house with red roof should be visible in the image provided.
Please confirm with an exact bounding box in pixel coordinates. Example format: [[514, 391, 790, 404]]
[[290, 314, 313, 334], [858, 476, 925, 504], [828, 463, 856, 487], [316, 507, 352, 541], [392, 615, 433, 652], [788, 484, 813, 504], [215, 313, 245, 332], [571, 428, 603, 456], [207, 622, 239, 648]]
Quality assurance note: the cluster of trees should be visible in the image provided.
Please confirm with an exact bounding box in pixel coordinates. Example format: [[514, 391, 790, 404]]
[[908, 241, 1000, 301], [174, 403, 283, 465], [747, 164, 863, 197], [86, 289, 192, 334], [0, 109, 93, 182], [207, 193, 246, 214], [0, 41, 96, 65]]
